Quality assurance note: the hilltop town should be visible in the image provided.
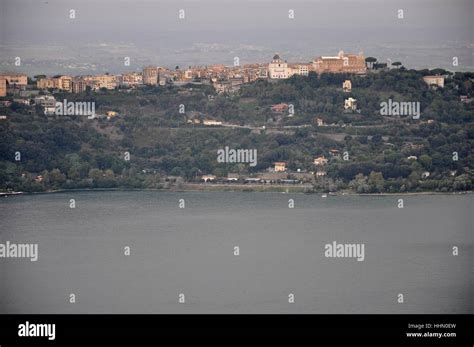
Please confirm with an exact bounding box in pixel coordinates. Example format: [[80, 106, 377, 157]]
[[0, 52, 473, 194], [1, 51, 369, 97]]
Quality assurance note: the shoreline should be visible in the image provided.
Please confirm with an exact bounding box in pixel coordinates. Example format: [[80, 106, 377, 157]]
[[1, 186, 472, 197]]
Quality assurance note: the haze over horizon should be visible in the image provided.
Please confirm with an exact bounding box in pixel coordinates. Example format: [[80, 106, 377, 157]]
[[0, 0, 472, 75]]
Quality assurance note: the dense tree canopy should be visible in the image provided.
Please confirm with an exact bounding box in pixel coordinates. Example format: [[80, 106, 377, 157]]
[[1, 68, 472, 193]]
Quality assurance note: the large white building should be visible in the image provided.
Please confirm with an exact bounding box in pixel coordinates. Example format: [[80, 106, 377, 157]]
[[268, 54, 291, 79], [289, 64, 309, 76], [344, 97, 358, 111], [34, 95, 57, 115]]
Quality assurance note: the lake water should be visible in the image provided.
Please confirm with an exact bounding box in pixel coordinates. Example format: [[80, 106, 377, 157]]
[[0, 191, 472, 313]]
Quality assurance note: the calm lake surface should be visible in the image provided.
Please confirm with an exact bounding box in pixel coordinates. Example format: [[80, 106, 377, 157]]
[[0, 191, 472, 313]]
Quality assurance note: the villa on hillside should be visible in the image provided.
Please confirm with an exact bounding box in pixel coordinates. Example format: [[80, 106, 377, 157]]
[[203, 119, 222, 126], [226, 173, 239, 182], [314, 156, 328, 166], [315, 117, 325, 126], [344, 97, 358, 111], [274, 162, 286, 172], [329, 149, 341, 158], [423, 75, 444, 88], [271, 103, 289, 113], [342, 80, 352, 92], [201, 175, 216, 182]]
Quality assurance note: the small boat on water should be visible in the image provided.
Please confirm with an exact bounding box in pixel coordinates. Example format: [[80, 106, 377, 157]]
[[321, 193, 327, 198]]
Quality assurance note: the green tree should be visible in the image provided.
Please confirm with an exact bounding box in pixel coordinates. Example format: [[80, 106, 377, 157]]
[[49, 168, 66, 186], [419, 155, 433, 170], [365, 57, 377, 69], [392, 62, 402, 69], [349, 173, 370, 193], [453, 174, 472, 190], [88, 169, 103, 180], [368, 171, 385, 193]]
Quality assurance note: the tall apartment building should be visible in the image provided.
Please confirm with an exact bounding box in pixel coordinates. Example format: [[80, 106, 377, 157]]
[[258, 66, 269, 79], [0, 78, 6, 97], [143, 66, 158, 85], [56, 76, 72, 91], [72, 79, 88, 93], [119, 72, 143, 87], [83, 74, 117, 90], [34, 95, 57, 115], [184, 68, 193, 80], [0, 73, 28, 92], [37, 76, 72, 92], [37, 78, 55, 89], [313, 51, 366, 74], [0, 73, 28, 87]]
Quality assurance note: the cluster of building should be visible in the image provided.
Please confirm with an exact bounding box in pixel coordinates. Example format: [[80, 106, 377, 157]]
[[0, 51, 369, 97], [0, 73, 28, 97], [267, 51, 366, 79], [200, 150, 347, 185], [0, 53, 448, 105], [37, 74, 118, 93], [200, 173, 304, 185]]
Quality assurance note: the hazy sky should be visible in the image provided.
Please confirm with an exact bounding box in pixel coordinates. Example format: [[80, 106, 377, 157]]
[[0, 0, 472, 74]]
